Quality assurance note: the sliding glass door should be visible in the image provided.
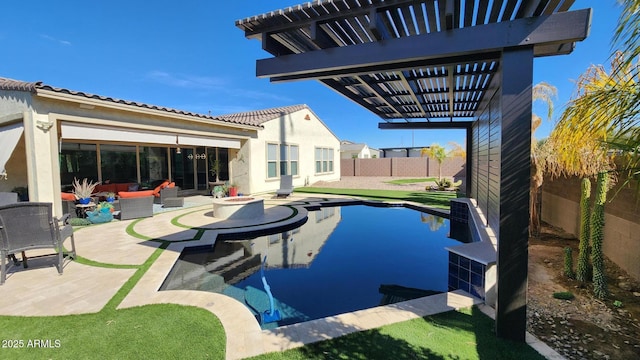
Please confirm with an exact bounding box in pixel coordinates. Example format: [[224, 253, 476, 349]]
[[170, 148, 195, 190]]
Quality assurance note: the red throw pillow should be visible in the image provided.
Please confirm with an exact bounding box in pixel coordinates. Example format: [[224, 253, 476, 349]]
[[61, 192, 76, 201], [118, 190, 154, 198], [153, 180, 170, 195]]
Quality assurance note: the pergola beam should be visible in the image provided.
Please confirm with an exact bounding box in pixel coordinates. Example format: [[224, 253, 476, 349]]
[[256, 9, 591, 80], [378, 121, 473, 129]]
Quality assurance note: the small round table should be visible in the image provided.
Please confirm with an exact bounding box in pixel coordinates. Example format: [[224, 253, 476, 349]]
[[75, 203, 96, 218]]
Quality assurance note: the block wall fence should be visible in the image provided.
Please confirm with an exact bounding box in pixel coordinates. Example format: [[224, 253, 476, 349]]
[[340, 157, 465, 178]]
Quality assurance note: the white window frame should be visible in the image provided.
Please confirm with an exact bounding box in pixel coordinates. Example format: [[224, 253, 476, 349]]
[[267, 142, 299, 178], [315, 147, 334, 175], [267, 143, 278, 178]]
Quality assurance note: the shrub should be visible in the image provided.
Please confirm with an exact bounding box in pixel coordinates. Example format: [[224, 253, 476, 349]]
[[553, 291, 575, 300], [68, 218, 92, 226]]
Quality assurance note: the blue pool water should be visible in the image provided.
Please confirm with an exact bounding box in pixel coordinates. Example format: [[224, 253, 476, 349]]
[[161, 205, 464, 328]]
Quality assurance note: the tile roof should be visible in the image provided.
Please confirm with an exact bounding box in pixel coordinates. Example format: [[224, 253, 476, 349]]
[[218, 104, 310, 125], [340, 143, 366, 152], [0, 77, 266, 128]]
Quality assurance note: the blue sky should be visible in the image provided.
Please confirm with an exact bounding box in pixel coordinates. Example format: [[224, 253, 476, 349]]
[[1, 1, 622, 150]]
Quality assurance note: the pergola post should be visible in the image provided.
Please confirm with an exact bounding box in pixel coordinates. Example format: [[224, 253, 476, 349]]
[[496, 46, 533, 341]]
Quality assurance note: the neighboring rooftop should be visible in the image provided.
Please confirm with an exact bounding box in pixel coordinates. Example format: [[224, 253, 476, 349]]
[[340, 142, 367, 152]]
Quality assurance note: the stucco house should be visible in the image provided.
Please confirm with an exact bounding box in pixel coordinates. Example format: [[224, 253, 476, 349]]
[[339, 140, 379, 159], [220, 105, 340, 195], [0, 77, 340, 216]]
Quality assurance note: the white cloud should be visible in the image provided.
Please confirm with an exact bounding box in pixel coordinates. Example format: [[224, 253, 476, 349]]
[[146, 70, 293, 103], [146, 71, 226, 89], [40, 34, 71, 46]]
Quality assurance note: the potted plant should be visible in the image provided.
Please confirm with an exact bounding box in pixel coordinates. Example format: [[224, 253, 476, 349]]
[[87, 202, 114, 224], [97, 201, 114, 213], [105, 192, 116, 202], [227, 183, 238, 197], [72, 177, 99, 204], [209, 158, 221, 182]]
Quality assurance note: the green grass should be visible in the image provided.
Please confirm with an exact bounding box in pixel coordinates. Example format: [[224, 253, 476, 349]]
[[294, 187, 456, 208], [0, 304, 225, 359], [385, 177, 437, 185], [248, 307, 545, 360]]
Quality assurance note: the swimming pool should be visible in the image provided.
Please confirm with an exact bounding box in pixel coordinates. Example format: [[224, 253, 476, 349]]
[[161, 204, 465, 329]]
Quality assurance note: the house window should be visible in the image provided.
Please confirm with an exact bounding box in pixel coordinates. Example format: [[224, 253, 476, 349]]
[[280, 144, 288, 176], [59, 143, 98, 189], [100, 144, 137, 183], [315, 147, 334, 174], [267, 143, 278, 178], [268, 143, 298, 178], [290, 145, 299, 176]]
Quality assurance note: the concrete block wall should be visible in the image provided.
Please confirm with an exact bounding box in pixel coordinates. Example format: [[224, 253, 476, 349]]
[[358, 158, 391, 176], [392, 158, 428, 176], [341, 159, 355, 176], [341, 157, 464, 178]]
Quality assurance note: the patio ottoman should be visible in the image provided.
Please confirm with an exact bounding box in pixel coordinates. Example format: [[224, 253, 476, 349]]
[[164, 197, 184, 208]]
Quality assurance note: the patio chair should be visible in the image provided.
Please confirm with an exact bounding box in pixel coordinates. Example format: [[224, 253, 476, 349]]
[[276, 175, 294, 198], [118, 195, 154, 220], [0, 192, 19, 265], [0, 192, 18, 206], [154, 186, 178, 205], [0, 202, 76, 284]]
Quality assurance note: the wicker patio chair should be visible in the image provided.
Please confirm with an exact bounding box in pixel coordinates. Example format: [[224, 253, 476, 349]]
[[154, 186, 179, 205], [0, 202, 76, 284], [0, 192, 18, 206], [0, 192, 19, 265], [118, 196, 154, 220], [276, 175, 294, 198]]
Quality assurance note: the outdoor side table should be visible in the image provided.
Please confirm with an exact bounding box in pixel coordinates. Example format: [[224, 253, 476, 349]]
[[75, 203, 96, 218]]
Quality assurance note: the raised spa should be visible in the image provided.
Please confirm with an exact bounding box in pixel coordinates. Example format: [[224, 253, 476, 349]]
[[212, 196, 264, 219]]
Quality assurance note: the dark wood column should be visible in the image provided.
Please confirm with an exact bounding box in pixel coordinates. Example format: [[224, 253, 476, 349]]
[[496, 46, 533, 341], [465, 124, 473, 196]]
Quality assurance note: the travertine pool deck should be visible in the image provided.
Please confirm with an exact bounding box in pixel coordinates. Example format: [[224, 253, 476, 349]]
[[0, 193, 559, 360]]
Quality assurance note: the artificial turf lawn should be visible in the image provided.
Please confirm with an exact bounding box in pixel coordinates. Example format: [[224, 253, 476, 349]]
[[385, 177, 437, 185], [0, 304, 226, 359], [294, 187, 456, 208], [248, 307, 545, 360]]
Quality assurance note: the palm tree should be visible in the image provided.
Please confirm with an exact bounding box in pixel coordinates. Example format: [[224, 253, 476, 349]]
[[554, 0, 640, 185], [421, 143, 447, 180], [529, 82, 557, 236]]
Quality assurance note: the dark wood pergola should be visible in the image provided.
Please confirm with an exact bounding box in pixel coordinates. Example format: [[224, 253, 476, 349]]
[[237, 0, 590, 341]]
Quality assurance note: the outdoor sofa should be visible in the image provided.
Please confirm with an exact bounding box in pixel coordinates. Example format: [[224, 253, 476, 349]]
[[60, 179, 179, 220]]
